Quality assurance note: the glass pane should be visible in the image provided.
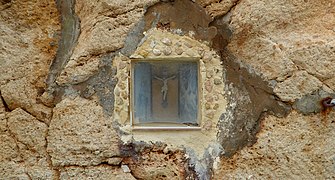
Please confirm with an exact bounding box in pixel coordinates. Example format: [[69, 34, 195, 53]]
[[133, 61, 198, 126], [133, 62, 152, 123]]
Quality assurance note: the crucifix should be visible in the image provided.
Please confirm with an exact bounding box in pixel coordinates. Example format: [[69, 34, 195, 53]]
[[154, 67, 176, 108]]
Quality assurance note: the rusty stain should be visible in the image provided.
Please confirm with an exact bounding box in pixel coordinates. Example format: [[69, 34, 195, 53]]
[[320, 97, 334, 119], [156, 22, 171, 30]]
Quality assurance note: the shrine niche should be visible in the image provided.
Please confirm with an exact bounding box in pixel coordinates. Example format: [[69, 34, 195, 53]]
[[132, 60, 199, 127], [113, 29, 226, 137]]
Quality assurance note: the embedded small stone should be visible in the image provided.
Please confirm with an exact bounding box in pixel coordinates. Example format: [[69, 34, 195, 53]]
[[94, 150, 100, 155], [213, 95, 219, 101], [198, 48, 205, 57], [206, 71, 214, 78], [206, 111, 215, 119], [203, 53, 212, 62], [120, 73, 128, 81], [205, 80, 213, 92], [117, 98, 123, 105], [121, 92, 128, 99], [188, 31, 195, 37], [203, 120, 212, 130], [107, 157, 123, 165], [150, 40, 157, 48], [163, 47, 172, 55], [119, 83, 126, 90], [205, 94, 214, 102], [161, 38, 172, 46], [184, 41, 193, 48], [185, 49, 196, 56], [213, 103, 219, 110], [214, 78, 222, 85], [152, 48, 162, 56], [175, 47, 183, 55], [205, 102, 211, 110], [138, 50, 149, 57], [119, 61, 127, 69], [121, 165, 131, 173], [175, 41, 182, 47], [114, 87, 120, 96]]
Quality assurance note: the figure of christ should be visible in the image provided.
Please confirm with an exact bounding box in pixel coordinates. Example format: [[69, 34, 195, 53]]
[[154, 75, 176, 102]]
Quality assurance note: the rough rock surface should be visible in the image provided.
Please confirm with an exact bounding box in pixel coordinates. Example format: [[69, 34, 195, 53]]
[[56, 0, 159, 85], [7, 108, 48, 154], [1, 108, 56, 179], [60, 165, 136, 180], [1, 77, 53, 124], [198, 0, 239, 17], [215, 111, 335, 179], [227, 0, 335, 101], [0, 0, 60, 117], [47, 96, 120, 166]]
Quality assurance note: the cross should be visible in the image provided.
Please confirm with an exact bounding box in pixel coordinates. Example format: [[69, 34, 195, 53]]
[[154, 75, 176, 102]]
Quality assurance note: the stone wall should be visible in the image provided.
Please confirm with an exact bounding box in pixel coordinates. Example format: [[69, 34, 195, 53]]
[[1, 0, 334, 179]]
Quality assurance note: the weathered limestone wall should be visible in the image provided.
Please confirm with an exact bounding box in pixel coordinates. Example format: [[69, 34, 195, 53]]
[[1, 0, 335, 179], [0, 0, 60, 178]]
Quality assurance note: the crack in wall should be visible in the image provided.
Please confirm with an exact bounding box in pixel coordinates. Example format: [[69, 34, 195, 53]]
[[0, 91, 10, 112], [4, 117, 21, 160], [44, 119, 60, 179], [25, 172, 32, 180]]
